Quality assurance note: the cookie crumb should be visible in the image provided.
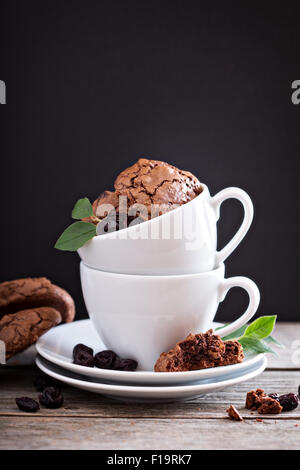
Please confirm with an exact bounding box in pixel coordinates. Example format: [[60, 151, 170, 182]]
[[245, 388, 265, 409], [258, 396, 282, 415], [227, 404, 243, 421], [245, 388, 282, 415]]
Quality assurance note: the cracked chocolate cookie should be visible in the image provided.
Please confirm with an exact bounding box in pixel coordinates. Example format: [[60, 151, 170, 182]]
[[0, 277, 75, 323], [115, 158, 203, 210], [0, 307, 62, 359], [92, 158, 203, 219], [154, 329, 244, 372]]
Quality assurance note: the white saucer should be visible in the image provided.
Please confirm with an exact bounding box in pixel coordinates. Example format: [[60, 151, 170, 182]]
[[36, 355, 267, 402], [36, 319, 263, 386]]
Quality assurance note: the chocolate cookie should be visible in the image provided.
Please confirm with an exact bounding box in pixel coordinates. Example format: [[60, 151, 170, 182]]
[[0, 278, 75, 323], [0, 307, 62, 359], [92, 158, 203, 219], [93, 190, 119, 219], [114, 158, 203, 210], [154, 330, 244, 372]]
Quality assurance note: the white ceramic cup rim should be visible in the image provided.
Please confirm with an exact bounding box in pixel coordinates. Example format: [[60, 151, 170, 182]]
[[81, 260, 225, 279], [87, 183, 209, 242]]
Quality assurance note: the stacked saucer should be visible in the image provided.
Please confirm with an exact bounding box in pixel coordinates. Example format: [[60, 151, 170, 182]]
[[36, 320, 267, 402], [37, 183, 264, 402]]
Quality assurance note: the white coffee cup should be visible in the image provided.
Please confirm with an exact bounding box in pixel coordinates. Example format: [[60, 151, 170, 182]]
[[78, 185, 253, 275], [80, 262, 260, 370]]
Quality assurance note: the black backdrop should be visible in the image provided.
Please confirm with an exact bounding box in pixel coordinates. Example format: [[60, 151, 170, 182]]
[[1, 1, 299, 321]]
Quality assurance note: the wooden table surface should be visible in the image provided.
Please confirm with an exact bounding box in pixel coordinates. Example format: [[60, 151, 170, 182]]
[[0, 322, 300, 450]]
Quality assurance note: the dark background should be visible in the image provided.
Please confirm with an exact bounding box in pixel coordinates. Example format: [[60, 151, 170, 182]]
[[1, 1, 299, 321]]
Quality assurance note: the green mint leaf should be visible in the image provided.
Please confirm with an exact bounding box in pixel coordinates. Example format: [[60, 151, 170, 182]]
[[72, 198, 94, 220], [221, 324, 248, 341], [244, 315, 277, 340], [265, 335, 285, 349], [215, 316, 280, 356], [260, 339, 278, 356], [239, 336, 276, 355], [55, 221, 96, 251], [214, 324, 227, 331]]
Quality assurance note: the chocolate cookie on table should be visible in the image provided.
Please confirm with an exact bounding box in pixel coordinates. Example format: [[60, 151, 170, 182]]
[[0, 307, 62, 359], [0, 277, 75, 323], [245, 388, 283, 414], [0, 277, 75, 360]]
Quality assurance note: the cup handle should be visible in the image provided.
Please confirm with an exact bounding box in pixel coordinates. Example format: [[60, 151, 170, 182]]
[[211, 187, 254, 265], [214, 276, 260, 338]]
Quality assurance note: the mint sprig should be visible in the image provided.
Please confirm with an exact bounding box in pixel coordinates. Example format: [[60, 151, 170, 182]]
[[72, 198, 94, 220], [264, 335, 284, 348], [238, 336, 276, 354], [244, 315, 276, 340], [55, 221, 96, 251], [217, 315, 283, 355], [55, 198, 99, 251]]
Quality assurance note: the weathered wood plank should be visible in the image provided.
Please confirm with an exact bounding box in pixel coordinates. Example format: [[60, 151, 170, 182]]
[[1, 417, 299, 450], [0, 368, 299, 419]]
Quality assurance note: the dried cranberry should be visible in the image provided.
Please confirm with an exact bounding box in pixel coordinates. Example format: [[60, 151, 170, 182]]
[[33, 373, 61, 392], [73, 343, 93, 356], [94, 350, 118, 369], [16, 397, 40, 412], [268, 393, 280, 401], [113, 358, 138, 371], [278, 393, 299, 411], [73, 343, 94, 367], [39, 387, 64, 409], [73, 350, 94, 367]]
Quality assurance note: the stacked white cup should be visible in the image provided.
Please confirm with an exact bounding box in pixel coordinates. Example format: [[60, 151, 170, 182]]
[[78, 184, 260, 370]]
